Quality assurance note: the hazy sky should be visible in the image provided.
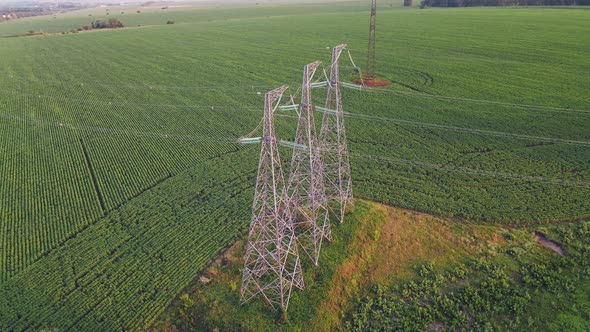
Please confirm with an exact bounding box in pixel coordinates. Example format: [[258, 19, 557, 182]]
[[0, 0, 270, 3], [0, 0, 360, 4], [0, 0, 315, 3]]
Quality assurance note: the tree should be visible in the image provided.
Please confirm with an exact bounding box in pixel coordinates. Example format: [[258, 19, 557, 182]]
[[91, 18, 123, 29], [93, 19, 106, 28], [108, 18, 123, 28]]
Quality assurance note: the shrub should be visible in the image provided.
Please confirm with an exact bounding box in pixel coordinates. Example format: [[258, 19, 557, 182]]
[[92, 18, 124, 29]]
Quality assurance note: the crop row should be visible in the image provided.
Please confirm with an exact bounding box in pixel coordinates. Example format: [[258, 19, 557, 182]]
[[0, 75, 257, 278], [0, 100, 104, 281], [0, 149, 258, 330]]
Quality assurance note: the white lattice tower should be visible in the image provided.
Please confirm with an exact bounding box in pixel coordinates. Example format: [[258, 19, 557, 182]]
[[240, 86, 304, 311], [319, 44, 354, 223], [287, 61, 331, 266]]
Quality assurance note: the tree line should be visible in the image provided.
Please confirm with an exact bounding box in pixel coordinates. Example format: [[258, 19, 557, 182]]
[[407, 0, 589, 6]]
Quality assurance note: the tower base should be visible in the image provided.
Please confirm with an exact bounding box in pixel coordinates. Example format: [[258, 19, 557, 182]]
[[352, 74, 391, 87]]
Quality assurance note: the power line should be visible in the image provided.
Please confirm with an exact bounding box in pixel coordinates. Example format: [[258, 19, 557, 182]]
[[356, 86, 590, 115], [3, 110, 587, 189], [344, 111, 590, 147], [1, 86, 586, 147], [3, 72, 273, 92], [3, 72, 588, 116], [0, 112, 241, 143], [336, 49, 589, 116], [0, 88, 261, 112], [350, 152, 590, 189]]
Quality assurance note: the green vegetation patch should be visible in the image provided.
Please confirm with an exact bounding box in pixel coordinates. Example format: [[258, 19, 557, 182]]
[[155, 202, 589, 331], [347, 221, 590, 331]]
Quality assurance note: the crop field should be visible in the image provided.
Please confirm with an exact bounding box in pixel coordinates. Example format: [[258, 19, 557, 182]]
[[0, 1, 589, 330], [0, 1, 375, 37]]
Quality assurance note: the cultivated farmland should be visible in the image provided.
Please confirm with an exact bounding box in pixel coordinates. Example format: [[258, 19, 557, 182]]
[[0, 1, 588, 330]]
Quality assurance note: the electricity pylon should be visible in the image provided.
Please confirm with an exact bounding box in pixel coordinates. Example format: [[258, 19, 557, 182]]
[[287, 61, 330, 266], [366, 0, 377, 80], [319, 44, 354, 224], [240, 86, 304, 311]]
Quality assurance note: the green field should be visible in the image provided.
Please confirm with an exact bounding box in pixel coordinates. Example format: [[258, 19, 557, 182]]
[[0, 1, 589, 330], [0, 1, 378, 37]]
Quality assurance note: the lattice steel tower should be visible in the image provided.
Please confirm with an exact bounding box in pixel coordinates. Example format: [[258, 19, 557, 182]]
[[319, 44, 354, 224], [287, 61, 330, 266], [366, 0, 377, 79], [240, 86, 304, 311]]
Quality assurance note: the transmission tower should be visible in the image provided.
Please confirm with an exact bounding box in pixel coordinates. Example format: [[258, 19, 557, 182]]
[[366, 0, 377, 80], [240, 86, 304, 311], [287, 61, 330, 266], [319, 44, 354, 224]]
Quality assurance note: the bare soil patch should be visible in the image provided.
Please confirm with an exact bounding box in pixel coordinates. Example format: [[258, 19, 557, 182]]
[[535, 232, 565, 256]]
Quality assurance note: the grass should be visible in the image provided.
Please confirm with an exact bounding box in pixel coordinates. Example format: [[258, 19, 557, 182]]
[[155, 200, 589, 331], [151, 200, 409, 331], [0, 2, 588, 329]]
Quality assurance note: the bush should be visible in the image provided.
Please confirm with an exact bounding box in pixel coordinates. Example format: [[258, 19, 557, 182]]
[[167, 20, 175, 24], [91, 18, 124, 29]]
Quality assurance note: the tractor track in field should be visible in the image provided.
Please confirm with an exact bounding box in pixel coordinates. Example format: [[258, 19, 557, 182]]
[[80, 138, 106, 214], [388, 68, 434, 93], [2, 149, 245, 283]]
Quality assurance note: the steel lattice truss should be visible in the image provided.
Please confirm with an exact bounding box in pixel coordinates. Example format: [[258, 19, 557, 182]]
[[240, 47, 356, 312], [319, 44, 354, 224], [366, 0, 377, 79], [240, 86, 304, 311], [287, 61, 331, 266]]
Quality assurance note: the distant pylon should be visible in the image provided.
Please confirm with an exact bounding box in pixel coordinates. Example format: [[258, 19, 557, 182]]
[[287, 61, 330, 266], [240, 86, 304, 311], [366, 0, 377, 79], [319, 44, 354, 223]]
